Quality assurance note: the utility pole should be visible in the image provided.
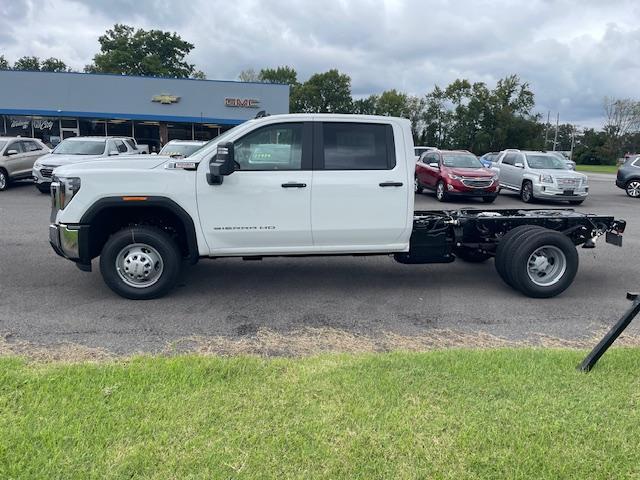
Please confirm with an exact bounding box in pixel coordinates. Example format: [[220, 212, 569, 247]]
[[569, 125, 576, 161], [553, 112, 559, 151], [543, 110, 550, 149]]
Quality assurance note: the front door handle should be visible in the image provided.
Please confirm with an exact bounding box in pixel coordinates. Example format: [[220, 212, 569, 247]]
[[379, 181, 403, 187], [281, 182, 307, 188]]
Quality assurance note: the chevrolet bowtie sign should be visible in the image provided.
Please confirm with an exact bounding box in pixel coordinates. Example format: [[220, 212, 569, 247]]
[[152, 94, 180, 104], [225, 98, 260, 108]]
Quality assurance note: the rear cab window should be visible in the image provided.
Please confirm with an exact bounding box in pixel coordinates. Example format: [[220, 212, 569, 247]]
[[316, 122, 395, 170]]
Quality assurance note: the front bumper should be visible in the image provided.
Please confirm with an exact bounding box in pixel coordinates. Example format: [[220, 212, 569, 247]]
[[532, 183, 588, 200], [447, 182, 498, 197], [33, 165, 56, 185], [49, 223, 92, 270]]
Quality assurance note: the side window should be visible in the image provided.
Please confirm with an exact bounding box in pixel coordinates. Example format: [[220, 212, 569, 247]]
[[235, 123, 303, 171], [125, 139, 138, 151], [115, 140, 128, 153], [7, 141, 24, 154], [321, 122, 395, 170], [22, 141, 42, 152], [502, 153, 515, 166]]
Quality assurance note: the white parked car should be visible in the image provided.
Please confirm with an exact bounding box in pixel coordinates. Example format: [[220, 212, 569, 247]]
[[33, 136, 140, 193], [493, 149, 588, 204], [158, 140, 206, 158], [0, 137, 50, 191], [414, 146, 437, 162]]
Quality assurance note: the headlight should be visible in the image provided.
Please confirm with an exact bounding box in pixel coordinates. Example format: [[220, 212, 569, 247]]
[[54, 176, 81, 210], [491, 174, 499, 182], [448, 173, 461, 180], [539, 174, 554, 183], [33, 161, 42, 169]]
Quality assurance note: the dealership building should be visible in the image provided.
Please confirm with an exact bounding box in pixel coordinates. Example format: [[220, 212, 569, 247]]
[[0, 70, 289, 150]]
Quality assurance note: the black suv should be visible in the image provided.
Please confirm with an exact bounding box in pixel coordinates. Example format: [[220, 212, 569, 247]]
[[616, 156, 640, 198]]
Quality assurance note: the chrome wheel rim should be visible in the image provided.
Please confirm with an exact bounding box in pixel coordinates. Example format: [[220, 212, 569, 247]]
[[437, 183, 444, 199], [115, 243, 164, 288], [0, 172, 6, 190], [627, 181, 640, 198], [522, 184, 532, 201], [414, 177, 419, 193], [527, 245, 566, 287]]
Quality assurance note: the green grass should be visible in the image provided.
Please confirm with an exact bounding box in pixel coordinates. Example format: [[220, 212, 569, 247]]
[[2, 350, 640, 479], [575, 164, 618, 174]]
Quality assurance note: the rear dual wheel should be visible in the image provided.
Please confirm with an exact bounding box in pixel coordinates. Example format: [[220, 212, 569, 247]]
[[495, 226, 578, 298]]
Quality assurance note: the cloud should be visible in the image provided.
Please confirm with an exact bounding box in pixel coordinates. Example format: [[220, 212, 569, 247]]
[[0, 0, 639, 127]]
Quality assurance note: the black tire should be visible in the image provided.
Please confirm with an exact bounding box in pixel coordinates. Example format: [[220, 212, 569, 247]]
[[435, 180, 448, 202], [482, 195, 497, 204], [36, 184, 50, 194], [505, 229, 579, 298], [414, 176, 423, 194], [568, 200, 584, 206], [520, 180, 534, 203], [625, 179, 640, 198], [0, 169, 8, 191], [99, 226, 182, 300], [455, 248, 492, 263], [495, 225, 546, 286]]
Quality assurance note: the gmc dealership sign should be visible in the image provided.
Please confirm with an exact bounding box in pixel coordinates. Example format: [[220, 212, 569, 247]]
[[225, 98, 260, 108]]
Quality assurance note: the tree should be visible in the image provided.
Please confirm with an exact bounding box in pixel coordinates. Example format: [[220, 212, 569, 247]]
[[13, 56, 41, 71], [352, 95, 378, 115], [603, 97, 640, 158], [291, 69, 353, 113], [40, 57, 68, 72], [0, 55, 9, 70], [238, 68, 260, 82], [259, 66, 298, 86], [85, 24, 202, 78]]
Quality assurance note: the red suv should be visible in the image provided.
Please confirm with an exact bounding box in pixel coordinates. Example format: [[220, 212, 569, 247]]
[[415, 149, 499, 203]]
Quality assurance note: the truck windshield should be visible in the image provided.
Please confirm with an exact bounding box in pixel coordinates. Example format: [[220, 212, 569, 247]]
[[442, 154, 483, 168], [53, 140, 106, 155], [159, 144, 203, 157], [526, 154, 566, 170]]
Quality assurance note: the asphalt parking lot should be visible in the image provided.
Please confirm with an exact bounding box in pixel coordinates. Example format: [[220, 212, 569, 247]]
[[1, 173, 639, 355]]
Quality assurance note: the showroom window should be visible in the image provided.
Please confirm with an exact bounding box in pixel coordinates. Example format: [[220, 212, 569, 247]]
[[107, 119, 133, 137], [168, 122, 193, 141], [5, 116, 32, 137], [194, 123, 220, 141], [79, 118, 106, 137], [32, 116, 61, 147]]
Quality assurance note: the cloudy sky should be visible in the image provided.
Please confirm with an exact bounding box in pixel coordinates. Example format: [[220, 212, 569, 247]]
[[1, 0, 639, 127]]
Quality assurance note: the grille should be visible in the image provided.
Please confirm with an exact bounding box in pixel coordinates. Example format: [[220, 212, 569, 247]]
[[462, 178, 493, 188], [556, 177, 580, 188], [41, 168, 54, 178]]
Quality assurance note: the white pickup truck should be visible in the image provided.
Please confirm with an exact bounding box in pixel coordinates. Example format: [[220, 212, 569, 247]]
[[49, 114, 626, 300]]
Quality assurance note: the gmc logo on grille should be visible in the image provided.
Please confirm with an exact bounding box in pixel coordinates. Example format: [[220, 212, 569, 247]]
[[225, 98, 260, 108]]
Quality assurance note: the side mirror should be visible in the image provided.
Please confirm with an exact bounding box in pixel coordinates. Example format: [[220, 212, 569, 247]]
[[109, 150, 119, 156], [515, 162, 524, 168], [6, 149, 18, 156], [429, 162, 439, 169], [207, 142, 235, 185]]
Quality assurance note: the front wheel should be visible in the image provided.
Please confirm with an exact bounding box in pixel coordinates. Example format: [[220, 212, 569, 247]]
[[414, 176, 423, 194], [482, 195, 497, 204], [435, 181, 448, 202], [626, 180, 640, 198], [520, 181, 534, 203], [36, 183, 50, 194], [99, 226, 182, 300], [0, 169, 8, 191]]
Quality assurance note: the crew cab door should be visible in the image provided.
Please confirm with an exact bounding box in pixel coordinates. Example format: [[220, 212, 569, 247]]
[[310, 120, 410, 251], [196, 121, 313, 255]]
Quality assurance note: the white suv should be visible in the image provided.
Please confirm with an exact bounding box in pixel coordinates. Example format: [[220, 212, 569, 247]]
[[33, 136, 140, 193], [494, 149, 588, 205]]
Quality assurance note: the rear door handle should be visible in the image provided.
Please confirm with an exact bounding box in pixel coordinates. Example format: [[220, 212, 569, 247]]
[[379, 182, 403, 187], [281, 182, 307, 188]]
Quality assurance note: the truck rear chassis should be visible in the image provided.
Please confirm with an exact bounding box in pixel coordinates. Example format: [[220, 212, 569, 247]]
[[395, 208, 626, 298]]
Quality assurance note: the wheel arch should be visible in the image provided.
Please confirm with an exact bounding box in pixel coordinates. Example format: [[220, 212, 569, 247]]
[[80, 196, 199, 264]]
